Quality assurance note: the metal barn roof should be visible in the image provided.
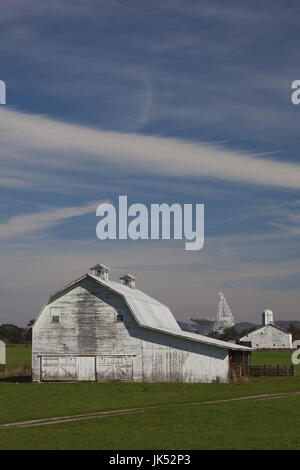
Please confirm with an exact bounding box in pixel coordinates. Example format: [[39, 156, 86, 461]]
[[89, 274, 181, 331], [35, 273, 252, 352]]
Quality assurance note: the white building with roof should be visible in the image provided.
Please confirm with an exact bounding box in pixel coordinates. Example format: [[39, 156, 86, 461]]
[[239, 309, 292, 349], [32, 264, 251, 383]]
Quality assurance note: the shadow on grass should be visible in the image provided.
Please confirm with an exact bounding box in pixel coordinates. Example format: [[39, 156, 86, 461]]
[[0, 375, 32, 383]]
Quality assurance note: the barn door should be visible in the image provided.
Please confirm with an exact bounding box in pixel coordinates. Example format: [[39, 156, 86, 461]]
[[59, 357, 77, 380], [76, 357, 96, 381], [41, 356, 76, 381], [41, 357, 59, 381], [41, 356, 96, 381], [113, 356, 133, 381], [96, 356, 133, 381]]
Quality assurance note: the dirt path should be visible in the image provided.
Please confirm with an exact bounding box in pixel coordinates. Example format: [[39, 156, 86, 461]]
[[1, 391, 300, 429]]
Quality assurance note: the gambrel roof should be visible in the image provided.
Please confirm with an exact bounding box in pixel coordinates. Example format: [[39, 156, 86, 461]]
[[90, 274, 181, 331], [34, 273, 252, 352]]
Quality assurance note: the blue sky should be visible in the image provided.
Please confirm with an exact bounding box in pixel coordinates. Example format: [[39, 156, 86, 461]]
[[1, 0, 300, 325]]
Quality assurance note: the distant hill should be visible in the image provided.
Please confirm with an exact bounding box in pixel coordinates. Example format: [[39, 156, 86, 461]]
[[275, 320, 300, 331]]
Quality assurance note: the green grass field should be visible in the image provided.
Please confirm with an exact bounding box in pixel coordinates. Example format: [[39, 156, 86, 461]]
[[4, 345, 31, 369], [0, 346, 300, 449], [252, 350, 297, 366]]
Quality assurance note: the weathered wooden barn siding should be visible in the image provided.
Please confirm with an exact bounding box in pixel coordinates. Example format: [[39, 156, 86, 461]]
[[33, 277, 228, 383], [140, 329, 227, 383]]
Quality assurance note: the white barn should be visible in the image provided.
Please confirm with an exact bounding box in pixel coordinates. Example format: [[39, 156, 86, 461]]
[[32, 265, 251, 383], [239, 310, 292, 349], [0, 340, 5, 365]]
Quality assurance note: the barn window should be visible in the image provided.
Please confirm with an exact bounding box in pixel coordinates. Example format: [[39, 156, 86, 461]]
[[116, 314, 124, 322], [50, 307, 61, 324]]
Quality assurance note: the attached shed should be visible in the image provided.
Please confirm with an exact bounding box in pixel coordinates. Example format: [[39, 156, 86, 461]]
[[32, 265, 251, 383]]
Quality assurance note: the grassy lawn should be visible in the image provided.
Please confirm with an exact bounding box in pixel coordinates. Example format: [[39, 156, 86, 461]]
[[252, 350, 297, 367], [0, 395, 299, 450], [4, 345, 31, 370], [0, 346, 299, 449]]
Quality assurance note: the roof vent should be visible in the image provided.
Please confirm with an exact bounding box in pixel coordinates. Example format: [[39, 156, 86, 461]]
[[90, 264, 109, 280], [120, 274, 136, 289]]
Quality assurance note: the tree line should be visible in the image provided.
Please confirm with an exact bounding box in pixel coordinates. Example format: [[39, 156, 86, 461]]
[[0, 320, 34, 344]]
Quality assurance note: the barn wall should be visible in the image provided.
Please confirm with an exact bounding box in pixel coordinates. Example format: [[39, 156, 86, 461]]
[[243, 326, 292, 349], [33, 278, 228, 383], [140, 329, 228, 383]]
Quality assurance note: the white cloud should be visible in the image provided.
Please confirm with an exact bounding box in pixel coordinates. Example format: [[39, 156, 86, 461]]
[[1, 107, 300, 190], [0, 201, 99, 239]]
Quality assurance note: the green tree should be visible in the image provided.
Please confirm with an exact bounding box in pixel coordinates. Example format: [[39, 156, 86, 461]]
[[209, 327, 240, 342], [288, 323, 300, 341], [23, 319, 35, 343], [0, 324, 25, 344]]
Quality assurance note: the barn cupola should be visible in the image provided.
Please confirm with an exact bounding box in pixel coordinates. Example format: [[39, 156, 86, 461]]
[[90, 264, 110, 280], [262, 309, 274, 326], [120, 274, 136, 289]]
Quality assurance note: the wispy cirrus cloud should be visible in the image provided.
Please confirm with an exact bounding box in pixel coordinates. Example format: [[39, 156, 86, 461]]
[[1, 107, 300, 190], [0, 201, 99, 239]]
